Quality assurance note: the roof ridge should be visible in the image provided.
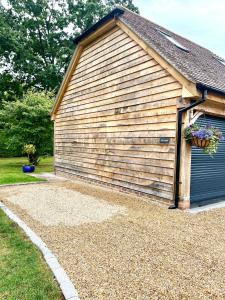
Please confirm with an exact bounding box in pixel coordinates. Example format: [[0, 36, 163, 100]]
[[114, 5, 171, 31]]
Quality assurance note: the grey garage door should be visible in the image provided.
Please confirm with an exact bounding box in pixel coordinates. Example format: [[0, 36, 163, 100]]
[[190, 114, 225, 203]]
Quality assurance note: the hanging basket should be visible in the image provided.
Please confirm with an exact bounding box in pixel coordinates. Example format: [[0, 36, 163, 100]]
[[192, 137, 210, 148]]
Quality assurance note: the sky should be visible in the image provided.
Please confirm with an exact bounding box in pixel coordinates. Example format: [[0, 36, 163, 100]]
[[1, 0, 225, 58], [133, 0, 225, 58]]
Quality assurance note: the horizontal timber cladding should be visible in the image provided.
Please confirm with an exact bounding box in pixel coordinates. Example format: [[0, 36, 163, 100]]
[[56, 169, 173, 204], [64, 72, 176, 104], [55, 25, 182, 202], [55, 145, 175, 159], [57, 91, 180, 119], [56, 106, 177, 126]]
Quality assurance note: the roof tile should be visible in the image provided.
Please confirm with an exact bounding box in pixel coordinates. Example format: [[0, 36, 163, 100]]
[[119, 8, 225, 94]]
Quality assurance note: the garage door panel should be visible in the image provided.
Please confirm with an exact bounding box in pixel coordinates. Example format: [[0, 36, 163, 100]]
[[190, 115, 225, 203]]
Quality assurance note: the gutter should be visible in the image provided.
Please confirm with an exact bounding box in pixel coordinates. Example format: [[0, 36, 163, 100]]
[[197, 83, 225, 97], [169, 88, 208, 209]]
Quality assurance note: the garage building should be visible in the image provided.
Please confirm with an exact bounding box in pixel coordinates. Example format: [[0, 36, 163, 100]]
[[51, 7, 225, 209]]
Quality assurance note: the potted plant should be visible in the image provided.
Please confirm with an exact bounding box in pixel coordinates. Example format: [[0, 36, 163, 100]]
[[22, 144, 38, 173], [184, 123, 224, 156]]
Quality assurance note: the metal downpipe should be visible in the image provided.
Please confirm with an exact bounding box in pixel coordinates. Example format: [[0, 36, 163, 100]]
[[169, 89, 208, 209]]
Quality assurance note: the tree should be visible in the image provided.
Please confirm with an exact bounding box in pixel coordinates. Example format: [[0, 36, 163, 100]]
[[67, 0, 139, 32], [0, 0, 139, 105], [0, 90, 54, 156]]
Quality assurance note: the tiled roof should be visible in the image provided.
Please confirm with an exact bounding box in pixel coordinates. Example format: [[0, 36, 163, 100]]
[[118, 7, 225, 95]]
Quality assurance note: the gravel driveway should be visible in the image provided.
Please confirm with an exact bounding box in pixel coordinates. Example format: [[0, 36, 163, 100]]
[[0, 178, 225, 300]]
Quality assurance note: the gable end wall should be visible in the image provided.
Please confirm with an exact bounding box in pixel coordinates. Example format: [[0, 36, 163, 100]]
[[54, 25, 182, 203]]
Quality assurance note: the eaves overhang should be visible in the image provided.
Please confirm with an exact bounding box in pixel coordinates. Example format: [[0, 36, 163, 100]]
[[196, 83, 225, 98], [73, 7, 124, 45]]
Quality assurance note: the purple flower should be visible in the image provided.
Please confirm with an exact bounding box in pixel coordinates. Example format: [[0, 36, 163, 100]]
[[192, 128, 213, 140]]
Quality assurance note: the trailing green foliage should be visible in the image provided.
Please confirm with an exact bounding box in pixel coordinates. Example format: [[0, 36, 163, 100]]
[[184, 123, 224, 156], [0, 90, 54, 156], [0, 0, 139, 105]]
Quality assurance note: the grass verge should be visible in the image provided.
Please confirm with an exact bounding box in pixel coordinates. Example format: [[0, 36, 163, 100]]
[[0, 209, 62, 299], [0, 157, 53, 185]]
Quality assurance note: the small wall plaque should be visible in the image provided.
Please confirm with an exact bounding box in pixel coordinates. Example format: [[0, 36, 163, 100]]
[[160, 137, 170, 144]]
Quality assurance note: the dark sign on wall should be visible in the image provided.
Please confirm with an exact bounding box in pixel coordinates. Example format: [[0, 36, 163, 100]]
[[160, 137, 170, 144]]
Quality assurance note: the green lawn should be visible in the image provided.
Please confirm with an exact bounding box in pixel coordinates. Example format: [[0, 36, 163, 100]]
[[0, 157, 54, 185], [0, 209, 62, 299]]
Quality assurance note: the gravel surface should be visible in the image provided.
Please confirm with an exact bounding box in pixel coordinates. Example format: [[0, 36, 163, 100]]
[[0, 179, 225, 300], [1, 185, 126, 226]]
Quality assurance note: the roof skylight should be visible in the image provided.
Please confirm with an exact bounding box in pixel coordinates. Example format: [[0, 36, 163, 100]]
[[158, 29, 189, 53], [215, 57, 225, 66]]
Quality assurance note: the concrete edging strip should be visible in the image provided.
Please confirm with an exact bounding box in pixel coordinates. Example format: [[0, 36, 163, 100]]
[[0, 201, 80, 300], [189, 201, 225, 214]]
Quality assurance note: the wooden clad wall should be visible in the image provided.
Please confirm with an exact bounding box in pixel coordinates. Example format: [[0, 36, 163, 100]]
[[54, 25, 182, 202]]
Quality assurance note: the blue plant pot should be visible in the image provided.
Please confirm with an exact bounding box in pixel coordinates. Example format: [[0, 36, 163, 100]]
[[22, 165, 35, 173]]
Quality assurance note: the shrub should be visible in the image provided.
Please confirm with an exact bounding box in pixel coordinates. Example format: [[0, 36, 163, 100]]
[[0, 90, 54, 157], [23, 144, 40, 165]]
